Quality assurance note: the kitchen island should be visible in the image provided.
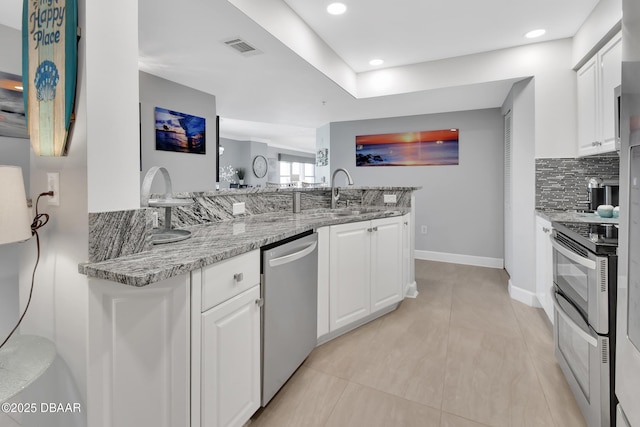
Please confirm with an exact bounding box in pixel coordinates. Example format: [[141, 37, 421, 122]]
[[80, 186, 418, 427]]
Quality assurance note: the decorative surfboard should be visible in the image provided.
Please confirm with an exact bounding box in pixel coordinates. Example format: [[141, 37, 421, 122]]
[[22, 0, 78, 156]]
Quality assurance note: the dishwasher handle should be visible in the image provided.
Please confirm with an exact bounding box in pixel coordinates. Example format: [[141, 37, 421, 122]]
[[268, 241, 317, 268]]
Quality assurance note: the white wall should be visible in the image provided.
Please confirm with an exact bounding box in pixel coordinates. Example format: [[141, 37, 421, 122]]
[[502, 79, 537, 301], [0, 24, 29, 341], [0, 138, 29, 341], [17, 0, 141, 408], [85, 0, 139, 212], [357, 39, 577, 159], [140, 71, 217, 194], [328, 109, 505, 265], [21, 16, 90, 412]]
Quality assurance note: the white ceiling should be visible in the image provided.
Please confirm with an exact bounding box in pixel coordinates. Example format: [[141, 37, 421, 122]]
[[283, 0, 598, 73], [0, 0, 599, 153]]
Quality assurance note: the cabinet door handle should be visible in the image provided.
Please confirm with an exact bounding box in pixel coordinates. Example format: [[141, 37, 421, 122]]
[[373, 226, 378, 231], [233, 273, 244, 282], [367, 228, 373, 232], [542, 227, 550, 233], [404, 221, 409, 226], [255, 298, 264, 307]]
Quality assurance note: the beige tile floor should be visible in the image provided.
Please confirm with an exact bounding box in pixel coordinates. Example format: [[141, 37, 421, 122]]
[[250, 260, 586, 427]]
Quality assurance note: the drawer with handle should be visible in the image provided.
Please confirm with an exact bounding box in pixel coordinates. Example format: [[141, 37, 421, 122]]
[[201, 250, 260, 312]]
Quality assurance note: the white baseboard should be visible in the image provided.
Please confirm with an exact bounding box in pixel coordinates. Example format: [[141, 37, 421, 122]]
[[415, 250, 504, 269], [404, 281, 418, 299], [508, 279, 541, 307]]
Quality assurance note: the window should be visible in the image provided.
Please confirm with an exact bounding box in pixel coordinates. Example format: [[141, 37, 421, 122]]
[[279, 161, 315, 184]]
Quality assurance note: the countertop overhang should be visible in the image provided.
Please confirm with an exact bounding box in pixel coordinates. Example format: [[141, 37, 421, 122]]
[[536, 210, 619, 224], [80, 207, 409, 287]]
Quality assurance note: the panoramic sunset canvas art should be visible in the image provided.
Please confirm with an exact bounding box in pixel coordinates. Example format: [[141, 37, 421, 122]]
[[356, 129, 459, 166]]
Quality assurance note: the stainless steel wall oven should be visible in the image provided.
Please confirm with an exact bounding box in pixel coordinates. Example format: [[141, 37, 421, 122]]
[[551, 221, 618, 427]]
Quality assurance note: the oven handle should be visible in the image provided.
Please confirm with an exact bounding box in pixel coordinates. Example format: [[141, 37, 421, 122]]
[[553, 293, 598, 347], [550, 238, 596, 270]]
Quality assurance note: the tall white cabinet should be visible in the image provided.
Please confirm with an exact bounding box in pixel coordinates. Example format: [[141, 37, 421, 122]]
[[577, 32, 622, 156]]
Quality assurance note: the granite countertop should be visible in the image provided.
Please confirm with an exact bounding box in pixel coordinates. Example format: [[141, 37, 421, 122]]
[[171, 186, 422, 197], [536, 210, 619, 224], [80, 207, 409, 287]]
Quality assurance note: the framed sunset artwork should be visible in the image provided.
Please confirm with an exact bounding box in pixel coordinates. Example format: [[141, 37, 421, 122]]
[[155, 107, 206, 154], [356, 129, 459, 166]]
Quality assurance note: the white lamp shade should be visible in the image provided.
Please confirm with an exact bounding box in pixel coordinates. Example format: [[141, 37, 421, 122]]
[[0, 166, 32, 245]]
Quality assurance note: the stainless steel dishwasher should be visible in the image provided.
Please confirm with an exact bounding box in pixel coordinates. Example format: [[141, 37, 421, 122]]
[[261, 230, 318, 406]]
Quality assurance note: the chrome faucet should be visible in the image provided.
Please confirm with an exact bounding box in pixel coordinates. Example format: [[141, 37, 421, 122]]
[[331, 168, 354, 209]]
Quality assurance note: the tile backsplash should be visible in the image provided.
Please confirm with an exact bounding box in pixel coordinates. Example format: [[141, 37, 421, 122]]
[[536, 157, 619, 211]]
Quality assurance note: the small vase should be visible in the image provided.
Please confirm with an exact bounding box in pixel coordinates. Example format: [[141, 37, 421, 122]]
[[239, 179, 245, 185]]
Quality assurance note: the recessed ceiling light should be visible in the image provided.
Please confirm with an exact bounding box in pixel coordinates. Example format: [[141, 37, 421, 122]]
[[327, 2, 347, 15], [369, 59, 384, 66], [525, 29, 546, 39]]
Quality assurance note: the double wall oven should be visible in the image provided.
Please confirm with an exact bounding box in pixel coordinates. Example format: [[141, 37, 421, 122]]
[[551, 221, 618, 427]]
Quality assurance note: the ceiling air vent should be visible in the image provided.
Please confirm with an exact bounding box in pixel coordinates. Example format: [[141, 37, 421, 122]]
[[222, 37, 263, 57]]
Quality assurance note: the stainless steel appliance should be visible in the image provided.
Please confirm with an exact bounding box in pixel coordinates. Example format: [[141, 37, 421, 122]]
[[616, 53, 640, 426], [604, 181, 620, 207], [551, 221, 618, 427], [261, 231, 318, 406], [588, 177, 605, 211], [616, 85, 622, 152]]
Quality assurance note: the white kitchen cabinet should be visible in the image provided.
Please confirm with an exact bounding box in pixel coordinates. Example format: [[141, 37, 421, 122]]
[[201, 286, 261, 427], [329, 220, 372, 330], [370, 217, 403, 311], [329, 216, 403, 332], [577, 55, 599, 156], [194, 250, 261, 427], [87, 274, 190, 427], [577, 32, 622, 156], [535, 216, 554, 323], [599, 33, 622, 152]]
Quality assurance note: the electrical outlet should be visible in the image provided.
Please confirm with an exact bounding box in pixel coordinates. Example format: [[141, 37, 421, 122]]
[[47, 172, 60, 206], [233, 202, 245, 215], [421, 225, 428, 234], [383, 194, 397, 204]]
